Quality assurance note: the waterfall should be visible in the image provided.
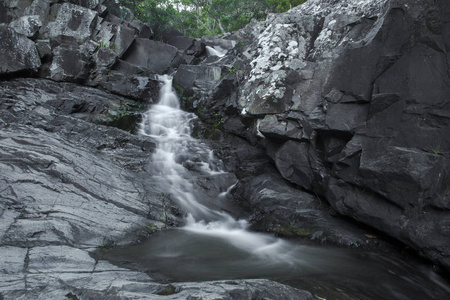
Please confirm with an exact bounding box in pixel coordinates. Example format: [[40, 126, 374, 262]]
[[139, 75, 294, 261], [205, 45, 226, 58], [111, 76, 450, 300]]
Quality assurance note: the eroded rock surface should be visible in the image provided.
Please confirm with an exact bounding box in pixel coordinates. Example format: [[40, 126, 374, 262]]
[[0, 1, 317, 298], [1, 0, 450, 298], [182, 0, 450, 271]]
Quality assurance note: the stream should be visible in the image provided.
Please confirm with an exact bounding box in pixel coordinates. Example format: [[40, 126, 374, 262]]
[[103, 76, 450, 299]]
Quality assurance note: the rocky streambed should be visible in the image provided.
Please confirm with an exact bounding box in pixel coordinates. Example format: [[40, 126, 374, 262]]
[[1, 0, 450, 299]]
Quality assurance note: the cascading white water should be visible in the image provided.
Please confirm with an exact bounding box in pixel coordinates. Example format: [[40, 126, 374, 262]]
[[205, 45, 226, 58], [139, 75, 295, 261], [108, 75, 450, 300]]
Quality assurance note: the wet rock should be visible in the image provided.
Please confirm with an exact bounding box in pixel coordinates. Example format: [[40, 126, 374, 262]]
[[202, 35, 236, 50], [232, 173, 376, 247], [0, 25, 41, 75], [274, 140, 314, 190]]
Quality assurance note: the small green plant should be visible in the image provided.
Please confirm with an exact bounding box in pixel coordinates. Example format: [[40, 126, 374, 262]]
[[228, 66, 244, 73], [108, 100, 145, 122], [97, 41, 116, 51], [98, 239, 115, 250], [197, 107, 205, 117], [213, 113, 224, 128], [431, 144, 441, 155]]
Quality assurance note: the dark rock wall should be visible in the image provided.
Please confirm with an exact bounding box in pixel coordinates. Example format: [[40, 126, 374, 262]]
[[172, 0, 450, 271], [225, 0, 450, 270]]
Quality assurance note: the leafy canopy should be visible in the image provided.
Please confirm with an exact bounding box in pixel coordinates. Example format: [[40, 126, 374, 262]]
[[119, 0, 307, 38]]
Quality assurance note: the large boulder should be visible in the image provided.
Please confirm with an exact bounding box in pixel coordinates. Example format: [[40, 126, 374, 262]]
[[8, 15, 42, 39], [99, 71, 160, 101], [173, 64, 222, 96], [43, 36, 95, 82], [232, 173, 385, 248], [0, 0, 55, 24], [93, 18, 136, 57], [121, 39, 182, 74], [39, 2, 98, 42], [0, 25, 41, 75]]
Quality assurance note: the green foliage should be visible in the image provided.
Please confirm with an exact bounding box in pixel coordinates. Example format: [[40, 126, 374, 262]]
[[213, 113, 224, 128], [108, 100, 146, 122], [431, 144, 441, 155], [97, 41, 116, 51], [228, 66, 244, 73], [98, 239, 115, 250], [106, 99, 146, 132], [119, 0, 308, 38], [125, 0, 179, 39]]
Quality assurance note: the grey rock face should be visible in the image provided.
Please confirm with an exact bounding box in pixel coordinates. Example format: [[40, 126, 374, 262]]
[[0, 25, 41, 74], [99, 71, 160, 101], [0, 79, 167, 249], [0, 0, 55, 24], [121, 38, 181, 74], [45, 38, 94, 82], [39, 2, 98, 42], [94, 18, 136, 57], [8, 15, 42, 38], [0, 78, 182, 298], [187, 0, 450, 271], [232, 173, 383, 248], [173, 64, 222, 96]]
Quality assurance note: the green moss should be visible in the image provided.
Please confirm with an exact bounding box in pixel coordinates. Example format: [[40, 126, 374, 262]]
[[146, 222, 165, 234], [156, 284, 179, 296], [105, 99, 146, 132], [275, 225, 311, 237]]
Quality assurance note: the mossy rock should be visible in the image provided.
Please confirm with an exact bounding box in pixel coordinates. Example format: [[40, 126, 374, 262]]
[[156, 284, 180, 296], [104, 99, 147, 132]]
